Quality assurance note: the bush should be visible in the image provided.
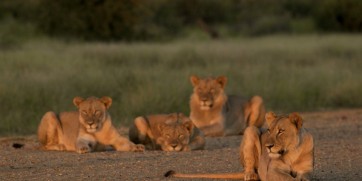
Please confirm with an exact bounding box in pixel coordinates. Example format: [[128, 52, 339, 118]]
[[315, 0, 362, 32], [37, 0, 149, 41], [1, 0, 361, 41], [0, 0, 39, 21], [0, 0, 40, 48]]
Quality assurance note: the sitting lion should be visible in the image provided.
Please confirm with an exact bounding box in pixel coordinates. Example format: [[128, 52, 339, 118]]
[[128, 113, 205, 151], [37, 96, 144, 153], [165, 112, 314, 181], [189, 75, 265, 136]]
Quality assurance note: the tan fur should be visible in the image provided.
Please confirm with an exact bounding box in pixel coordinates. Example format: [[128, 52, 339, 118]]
[[37, 96, 144, 153], [189, 75, 265, 136], [129, 113, 205, 151], [165, 112, 314, 181]]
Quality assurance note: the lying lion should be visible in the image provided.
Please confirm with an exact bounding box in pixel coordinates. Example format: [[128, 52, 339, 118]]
[[165, 112, 314, 181], [37, 96, 144, 153], [129, 113, 205, 151], [189, 75, 265, 136]]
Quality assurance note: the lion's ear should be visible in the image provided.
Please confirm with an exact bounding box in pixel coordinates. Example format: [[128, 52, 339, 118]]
[[265, 111, 277, 126], [216, 76, 227, 88], [73, 97, 84, 108], [183, 120, 194, 133], [190, 75, 199, 87], [289, 112, 303, 130], [100, 96, 112, 109]]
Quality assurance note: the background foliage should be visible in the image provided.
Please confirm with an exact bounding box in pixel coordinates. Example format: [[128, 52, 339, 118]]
[[0, 0, 361, 41]]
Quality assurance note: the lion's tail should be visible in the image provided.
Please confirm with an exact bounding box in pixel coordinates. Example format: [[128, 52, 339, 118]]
[[164, 170, 244, 179]]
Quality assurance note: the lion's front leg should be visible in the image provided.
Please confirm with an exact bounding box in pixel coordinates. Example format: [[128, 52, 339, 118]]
[[97, 124, 145, 152], [108, 129, 144, 152], [113, 136, 145, 152], [240, 126, 261, 181], [296, 173, 311, 181], [267, 169, 296, 181], [266, 161, 297, 181], [76, 135, 96, 154]]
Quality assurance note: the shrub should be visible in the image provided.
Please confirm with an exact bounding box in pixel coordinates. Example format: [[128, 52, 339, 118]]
[[37, 0, 149, 41], [315, 0, 362, 32]]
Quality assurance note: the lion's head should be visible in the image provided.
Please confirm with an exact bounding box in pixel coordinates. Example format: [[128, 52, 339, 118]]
[[264, 112, 303, 159], [190, 75, 227, 111], [73, 96, 112, 133], [156, 113, 194, 152]]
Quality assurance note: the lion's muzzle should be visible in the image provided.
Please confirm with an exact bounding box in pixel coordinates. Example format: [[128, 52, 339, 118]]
[[265, 143, 285, 158]]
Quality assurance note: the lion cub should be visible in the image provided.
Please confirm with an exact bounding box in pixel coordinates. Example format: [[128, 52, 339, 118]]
[[129, 113, 205, 151], [189, 75, 265, 136], [37, 96, 144, 153]]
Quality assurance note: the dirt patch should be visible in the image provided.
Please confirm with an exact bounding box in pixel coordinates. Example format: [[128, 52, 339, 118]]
[[1, 109, 362, 180]]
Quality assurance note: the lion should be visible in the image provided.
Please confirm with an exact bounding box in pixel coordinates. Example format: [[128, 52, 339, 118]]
[[165, 112, 314, 181], [37, 96, 144, 153], [128, 113, 205, 151], [189, 75, 265, 136]]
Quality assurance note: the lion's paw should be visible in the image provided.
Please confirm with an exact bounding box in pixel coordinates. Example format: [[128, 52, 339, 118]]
[[182, 146, 191, 151], [58, 144, 66, 151], [77, 146, 91, 154], [245, 171, 259, 181], [300, 177, 310, 181], [133, 144, 145, 152]]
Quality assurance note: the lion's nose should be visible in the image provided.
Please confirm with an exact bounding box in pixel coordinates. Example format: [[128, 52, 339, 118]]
[[170, 144, 178, 148], [265, 143, 274, 149], [87, 118, 96, 125]]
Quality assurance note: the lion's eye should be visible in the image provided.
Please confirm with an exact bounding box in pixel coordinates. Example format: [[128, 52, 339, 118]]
[[179, 135, 184, 139], [95, 110, 102, 116], [81, 111, 87, 115], [165, 134, 171, 138], [278, 129, 284, 134], [267, 129, 270, 133]]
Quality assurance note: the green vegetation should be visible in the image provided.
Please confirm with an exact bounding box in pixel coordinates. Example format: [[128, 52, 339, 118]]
[[0, 34, 361, 136], [1, 0, 361, 41]]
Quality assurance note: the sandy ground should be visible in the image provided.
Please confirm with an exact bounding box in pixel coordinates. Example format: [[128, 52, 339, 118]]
[[1, 109, 362, 181]]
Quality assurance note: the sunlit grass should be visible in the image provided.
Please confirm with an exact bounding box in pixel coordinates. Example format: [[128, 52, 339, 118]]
[[0, 34, 361, 136]]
